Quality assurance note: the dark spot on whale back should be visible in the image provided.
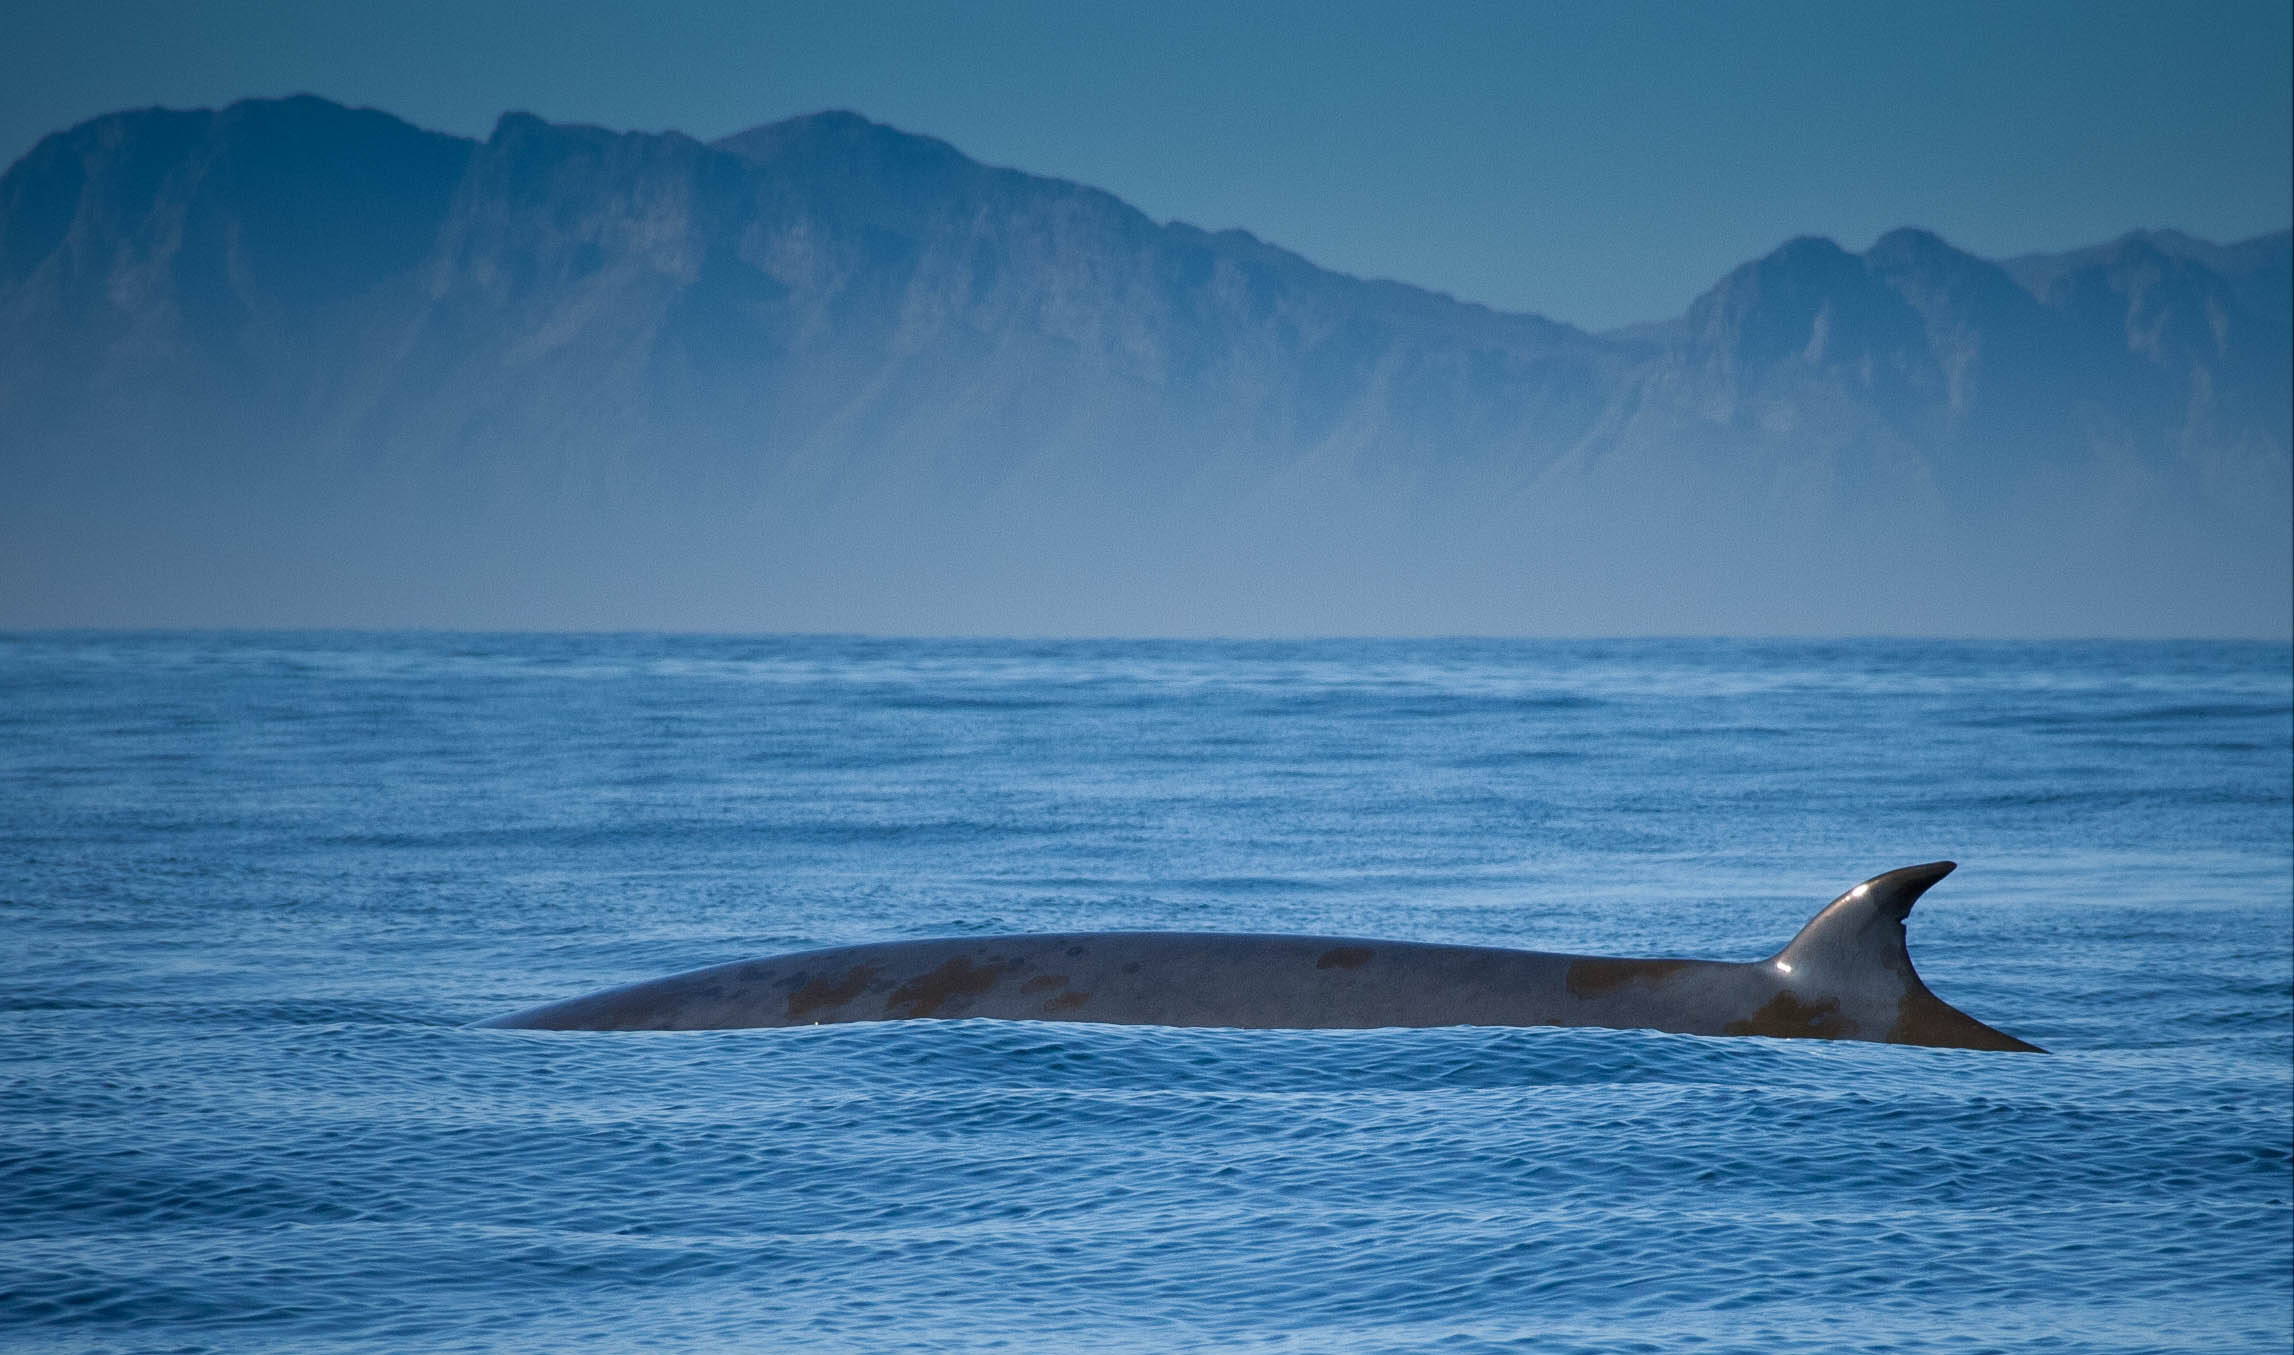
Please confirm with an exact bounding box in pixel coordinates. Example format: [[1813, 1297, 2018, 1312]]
[[1065, 946, 1084, 958], [786, 963, 878, 1020], [1044, 991, 1089, 1013], [1565, 957, 1688, 998], [885, 956, 1005, 1019], [1022, 974, 1065, 994], [1724, 990, 1849, 1040], [1316, 946, 1374, 970], [1123, 962, 1140, 974]]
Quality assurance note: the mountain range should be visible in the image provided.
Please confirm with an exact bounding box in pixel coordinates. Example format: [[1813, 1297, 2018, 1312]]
[[2, 95, 2286, 634]]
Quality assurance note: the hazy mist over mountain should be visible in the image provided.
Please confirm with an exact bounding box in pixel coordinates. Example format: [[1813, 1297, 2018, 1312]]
[[3, 96, 2286, 635]]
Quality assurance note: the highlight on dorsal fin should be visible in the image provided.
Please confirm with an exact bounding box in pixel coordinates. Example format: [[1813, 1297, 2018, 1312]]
[[1770, 862, 2044, 1053]]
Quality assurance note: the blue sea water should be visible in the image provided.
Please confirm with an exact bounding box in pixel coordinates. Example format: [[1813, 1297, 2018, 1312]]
[[0, 633, 2287, 1354]]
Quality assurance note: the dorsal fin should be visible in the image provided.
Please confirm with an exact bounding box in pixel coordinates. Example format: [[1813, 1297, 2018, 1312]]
[[1771, 860, 1955, 982], [1770, 862, 2044, 1052]]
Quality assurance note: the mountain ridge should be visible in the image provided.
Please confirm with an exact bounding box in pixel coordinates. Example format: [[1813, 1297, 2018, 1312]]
[[2, 96, 2286, 635]]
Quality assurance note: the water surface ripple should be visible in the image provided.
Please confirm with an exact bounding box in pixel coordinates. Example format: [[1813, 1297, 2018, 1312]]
[[1, 635, 2287, 1353]]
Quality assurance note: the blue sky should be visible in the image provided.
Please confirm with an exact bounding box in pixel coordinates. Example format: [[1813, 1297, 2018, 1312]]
[[3, 0, 2287, 330]]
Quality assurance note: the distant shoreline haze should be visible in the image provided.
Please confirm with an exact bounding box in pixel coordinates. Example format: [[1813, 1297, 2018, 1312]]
[[1, 97, 2286, 637]]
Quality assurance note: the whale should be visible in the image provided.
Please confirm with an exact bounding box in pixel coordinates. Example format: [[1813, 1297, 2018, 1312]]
[[476, 861, 2043, 1051]]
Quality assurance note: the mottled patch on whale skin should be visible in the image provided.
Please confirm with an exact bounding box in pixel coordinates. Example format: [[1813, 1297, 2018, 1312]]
[[1564, 957, 1688, 998], [1316, 946, 1374, 970], [1889, 988, 2044, 1052], [885, 955, 1005, 1019], [1724, 990, 1850, 1040], [1016, 971, 1090, 1013], [786, 963, 878, 1020]]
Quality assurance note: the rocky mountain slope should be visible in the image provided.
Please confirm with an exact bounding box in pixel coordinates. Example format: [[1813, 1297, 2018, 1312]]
[[3, 96, 2285, 634]]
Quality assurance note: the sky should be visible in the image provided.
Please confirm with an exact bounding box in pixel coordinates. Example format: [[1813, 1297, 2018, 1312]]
[[3, 0, 2288, 331]]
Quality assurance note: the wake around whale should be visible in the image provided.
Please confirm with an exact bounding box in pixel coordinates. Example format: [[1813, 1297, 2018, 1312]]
[[477, 862, 2044, 1051]]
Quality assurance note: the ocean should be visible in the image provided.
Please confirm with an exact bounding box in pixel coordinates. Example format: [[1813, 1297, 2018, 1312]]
[[2, 633, 2287, 1353]]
